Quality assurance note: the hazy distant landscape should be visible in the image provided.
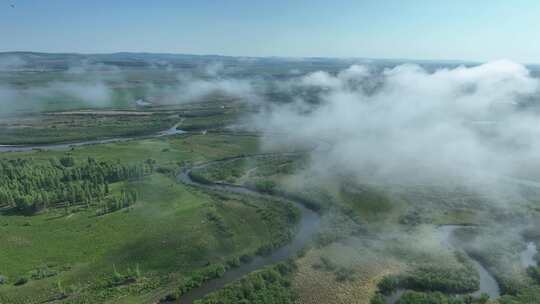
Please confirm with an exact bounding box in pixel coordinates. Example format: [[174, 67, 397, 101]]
[[0, 51, 540, 304]]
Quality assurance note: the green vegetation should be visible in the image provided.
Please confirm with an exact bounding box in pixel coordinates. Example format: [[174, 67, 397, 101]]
[[452, 227, 532, 296], [0, 132, 300, 303], [496, 265, 540, 304], [311, 256, 357, 282], [378, 257, 479, 295], [254, 180, 278, 194], [190, 158, 247, 184], [190, 154, 304, 185], [190, 154, 328, 214], [0, 99, 243, 145], [0, 156, 149, 213], [527, 265, 540, 283], [499, 286, 540, 304], [395, 291, 489, 304], [193, 261, 297, 304], [339, 183, 394, 220], [179, 111, 240, 131], [0, 113, 179, 145]]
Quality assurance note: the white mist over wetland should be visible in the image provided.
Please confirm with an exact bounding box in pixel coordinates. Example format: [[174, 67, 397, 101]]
[[2, 54, 540, 303]]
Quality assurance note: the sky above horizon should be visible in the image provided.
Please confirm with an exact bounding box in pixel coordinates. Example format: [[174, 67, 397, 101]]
[[2, 0, 540, 63]]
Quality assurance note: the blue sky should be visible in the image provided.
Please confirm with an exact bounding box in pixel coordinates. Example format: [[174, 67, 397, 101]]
[[2, 0, 540, 63]]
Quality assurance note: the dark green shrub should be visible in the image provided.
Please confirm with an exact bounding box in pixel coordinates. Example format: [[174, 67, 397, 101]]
[[378, 275, 401, 294], [370, 293, 386, 304], [59, 155, 75, 167], [196, 262, 297, 304], [227, 257, 241, 268], [527, 265, 540, 283], [403, 264, 479, 294], [240, 254, 253, 263], [14, 276, 28, 286], [254, 180, 276, 194]]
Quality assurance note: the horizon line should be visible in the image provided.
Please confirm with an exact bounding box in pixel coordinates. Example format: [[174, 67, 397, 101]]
[[3, 50, 540, 67], [0, 50, 488, 65]]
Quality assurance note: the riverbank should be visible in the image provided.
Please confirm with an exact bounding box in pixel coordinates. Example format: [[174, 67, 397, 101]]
[[174, 155, 321, 303]]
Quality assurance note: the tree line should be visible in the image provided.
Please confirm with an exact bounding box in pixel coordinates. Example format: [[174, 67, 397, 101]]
[[0, 156, 152, 213]]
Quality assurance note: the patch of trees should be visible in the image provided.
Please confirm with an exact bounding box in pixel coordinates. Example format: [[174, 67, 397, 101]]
[[499, 286, 540, 304], [254, 201, 299, 252], [377, 259, 479, 295], [527, 265, 540, 283], [405, 263, 479, 293], [0, 157, 152, 214], [96, 189, 138, 216], [160, 262, 230, 302], [496, 275, 527, 297], [194, 261, 297, 304], [390, 291, 489, 304], [253, 180, 277, 194], [194, 159, 246, 184], [189, 170, 214, 185], [491, 265, 540, 304]]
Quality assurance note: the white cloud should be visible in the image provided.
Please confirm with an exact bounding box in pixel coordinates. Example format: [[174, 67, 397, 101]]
[[253, 61, 540, 188]]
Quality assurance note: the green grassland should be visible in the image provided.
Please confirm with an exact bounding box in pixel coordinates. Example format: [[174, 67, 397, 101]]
[[0, 133, 259, 165], [0, 113, 177, 145], [0, 133, 300, 303]]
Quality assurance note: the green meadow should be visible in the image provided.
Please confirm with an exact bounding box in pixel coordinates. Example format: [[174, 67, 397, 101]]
[[0, 133, 297, 303]]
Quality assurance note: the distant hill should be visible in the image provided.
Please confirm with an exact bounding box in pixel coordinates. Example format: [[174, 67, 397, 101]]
[[0, 51, 484, 72]]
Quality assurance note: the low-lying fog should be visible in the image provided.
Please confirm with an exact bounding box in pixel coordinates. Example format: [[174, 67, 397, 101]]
[[252, 61, 540, 193], [5, 54, 540, 195]]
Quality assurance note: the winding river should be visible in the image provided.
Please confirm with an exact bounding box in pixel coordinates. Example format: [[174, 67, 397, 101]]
[[385, 225, 501, 304], [438, 225, 501, 299], [176, 161, 321, 304]]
